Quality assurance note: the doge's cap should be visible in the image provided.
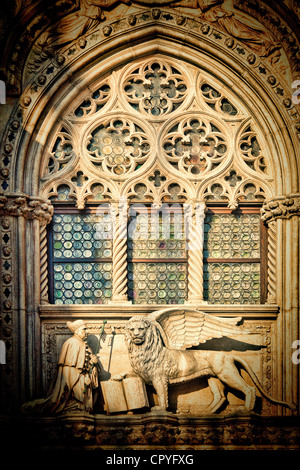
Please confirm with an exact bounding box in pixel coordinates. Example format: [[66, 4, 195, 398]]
[[67, 319, 86, 333]]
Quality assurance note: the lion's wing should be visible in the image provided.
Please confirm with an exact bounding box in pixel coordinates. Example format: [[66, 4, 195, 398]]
[[147, 308, 252, 350]]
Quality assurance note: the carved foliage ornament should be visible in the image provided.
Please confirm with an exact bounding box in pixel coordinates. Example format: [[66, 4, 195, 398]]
[[162, 115, 228, 176], [261, 195, 300, 223], [0, 193, 53, 224]]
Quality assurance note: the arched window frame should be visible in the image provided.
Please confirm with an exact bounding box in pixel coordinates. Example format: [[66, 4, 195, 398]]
[[41, 54, 274, 309]]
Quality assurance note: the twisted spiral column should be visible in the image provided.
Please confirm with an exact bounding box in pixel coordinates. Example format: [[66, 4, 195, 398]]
[[266, 220, 277, 304], [40, 223, 49, 304], [111, 200, 131, 303], [185, 201, 207, 304]]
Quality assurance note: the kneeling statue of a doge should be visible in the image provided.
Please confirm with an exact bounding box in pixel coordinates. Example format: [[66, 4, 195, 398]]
[[124, 308, 296, 413]]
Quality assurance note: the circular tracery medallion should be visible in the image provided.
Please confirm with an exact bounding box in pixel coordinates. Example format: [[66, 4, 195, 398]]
[[161, 113, 229, 177], [84, 116, 153, 176], [121, 59, 189, 118]]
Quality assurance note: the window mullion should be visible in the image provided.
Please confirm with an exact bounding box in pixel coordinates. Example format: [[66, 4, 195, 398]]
[[184, 201, 207, 304], [110, 200, 132, 304]]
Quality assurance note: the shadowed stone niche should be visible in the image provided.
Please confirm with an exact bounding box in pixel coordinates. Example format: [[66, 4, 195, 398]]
[[14, 308, 299, 450]]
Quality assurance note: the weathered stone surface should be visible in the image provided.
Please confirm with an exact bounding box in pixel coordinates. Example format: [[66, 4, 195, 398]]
[[0, 0, 299, 452], [1, 413, 299, 450]]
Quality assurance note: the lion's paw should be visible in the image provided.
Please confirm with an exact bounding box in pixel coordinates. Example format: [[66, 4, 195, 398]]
[[151, 406, 164, 411], [150, 406, 170, 414]]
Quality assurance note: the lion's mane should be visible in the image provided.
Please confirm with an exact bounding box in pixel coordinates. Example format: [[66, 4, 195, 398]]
[[125, 317, 178, 383]]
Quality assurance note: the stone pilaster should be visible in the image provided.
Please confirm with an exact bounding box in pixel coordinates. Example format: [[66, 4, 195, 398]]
[[262, 194, 300, 413], [0, 193, 53, 405]]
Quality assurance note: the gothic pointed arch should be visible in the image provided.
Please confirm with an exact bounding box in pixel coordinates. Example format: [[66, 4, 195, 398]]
[[0, 1, 300, 430]]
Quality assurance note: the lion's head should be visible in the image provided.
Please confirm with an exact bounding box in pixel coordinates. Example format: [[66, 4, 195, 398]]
[[125, 317, 151, 346], [125, 316, 166, 381], [125, 315, 177, 383]]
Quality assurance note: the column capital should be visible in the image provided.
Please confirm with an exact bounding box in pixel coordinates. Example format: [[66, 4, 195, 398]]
[[261, 194, 300, 224], [0, 192, 53, 224]]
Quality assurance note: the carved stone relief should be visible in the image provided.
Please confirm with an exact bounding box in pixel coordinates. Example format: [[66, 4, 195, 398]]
[[0, 0, 299, 435], [14, 0, 297, 86], [28, 308, 294, 417], [122, 59, 189, 117], [1, 4, 299, 202]]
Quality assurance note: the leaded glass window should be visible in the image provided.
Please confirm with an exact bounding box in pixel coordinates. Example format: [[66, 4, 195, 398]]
[[49, 206, 113, 304], [44, 56, 270, 307], [127, 205, 188, 304], [203, 207, 266, 304], [49, 204, 266, 305]]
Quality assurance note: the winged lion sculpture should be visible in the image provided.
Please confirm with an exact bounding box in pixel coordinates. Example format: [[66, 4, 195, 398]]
[[123, 308, 296, 413]]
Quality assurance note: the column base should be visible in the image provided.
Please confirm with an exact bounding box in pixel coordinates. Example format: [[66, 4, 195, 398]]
[[185, 298, 208, 305], [108, 299, 132, 305]]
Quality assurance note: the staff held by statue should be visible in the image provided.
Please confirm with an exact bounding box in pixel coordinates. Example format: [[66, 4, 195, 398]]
[[84, 320, 107, 394]]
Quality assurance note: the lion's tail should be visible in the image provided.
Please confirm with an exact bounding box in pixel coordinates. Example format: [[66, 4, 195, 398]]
[[232, 355, 297, 411]]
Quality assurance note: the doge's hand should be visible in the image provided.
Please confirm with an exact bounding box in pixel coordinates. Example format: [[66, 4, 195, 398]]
[[84, 377, 91, 386], [111, 372, 127, 381]]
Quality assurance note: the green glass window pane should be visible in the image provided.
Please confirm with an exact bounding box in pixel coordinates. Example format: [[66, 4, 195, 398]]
[[128, 262, 187, 304], [53, 262, 112, 304], [128, 212, 186, 259], [203, 262, 260, 304], [204, 213, 261, 258], [52, 213, 112, 259]]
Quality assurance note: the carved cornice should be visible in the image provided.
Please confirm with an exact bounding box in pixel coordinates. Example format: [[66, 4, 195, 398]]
[[2, 0, 300, 96], [0, 192, 53, 224], [261, 194, 300, 223], [4, 413, 300, 450]]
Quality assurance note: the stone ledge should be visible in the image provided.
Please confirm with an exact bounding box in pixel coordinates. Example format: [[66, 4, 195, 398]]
[[1, 412, 299, 451], [39, 304, 280, 320]]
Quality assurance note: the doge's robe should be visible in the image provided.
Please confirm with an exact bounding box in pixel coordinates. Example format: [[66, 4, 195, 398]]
[[21, 336, 99, 415]]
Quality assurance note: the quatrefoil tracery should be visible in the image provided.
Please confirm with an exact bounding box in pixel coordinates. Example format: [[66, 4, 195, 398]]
[[162, 115, 229, 176], [41, 57, 272, 205], [122, 60, 188, 118], [85, 117, 152, 176]]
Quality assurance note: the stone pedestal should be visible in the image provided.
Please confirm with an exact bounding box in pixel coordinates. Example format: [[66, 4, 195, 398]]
[[2, 413, 299, 451]]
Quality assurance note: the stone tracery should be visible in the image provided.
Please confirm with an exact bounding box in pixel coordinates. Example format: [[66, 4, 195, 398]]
[[40, 57, 273, 207], [0, 0, 299, 446], [122, 60, 189, 117]]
